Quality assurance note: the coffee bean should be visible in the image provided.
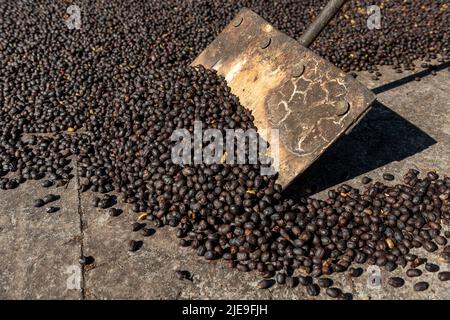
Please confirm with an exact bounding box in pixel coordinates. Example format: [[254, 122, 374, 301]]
[[423, 240, 438, 252], [326, 287, 342, 298], [425, 263, 439, 273], [285, 276, 298, 288], [348, 267, 363, 277], [406, 268, 422, 277], [275, 273, 286, 285], [108, 208, 122, 217], [361, 176, 372, 184], [338, 292, 353, 300], [298, 276, 312, 286], [439, 252, 450, 263], [317, 278, 333, 288], [384, 261, 397, 272], [141, 228, 155, 237], [413, 282, 429, 291], [79, 255, 94, 265], [46, 206, 59, 213], [41, 180, 54, 188], [43, 194, 59, 204], [79, 256, 88, 265], [128, 240, 142, 252], [388, 277, 405, 288], [131, 222, 144, 232], [306, 284, 320, 296], [257, 279, 275, 289], [435, 236, 447, 246], [383, 173, 395, 181], [437, 272, 450, 281], [204, 251, 218, 260], [34, 199, 45, 208], [175, 270, 192, 281]]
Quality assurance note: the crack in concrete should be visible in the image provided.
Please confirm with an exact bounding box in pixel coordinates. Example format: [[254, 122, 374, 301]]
[[74, 159, 86, 300]]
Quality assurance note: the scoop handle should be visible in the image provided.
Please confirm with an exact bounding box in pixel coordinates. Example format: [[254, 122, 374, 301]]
[[298, 0, 348, 48]]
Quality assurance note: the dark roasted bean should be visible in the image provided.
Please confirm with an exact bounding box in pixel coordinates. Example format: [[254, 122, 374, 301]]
[[348, 267, 363, 277], [141, 228, 155, 237], [317, 278, 333, 288], [43, 194, 59, 204], [285, 276, 298, 288], [425, 263, 440, 273], [34, 199, 45, 208], [437, 272, 450, 281], [326, 287, 342, 298], [298, 276, 312, 286], [131, 222, 144, 232], [41, 180, 54, 188], [204, 251, 218, 260], [275, 273, 286, 285], [435, 236, 447, 246], [257, 279, 275, 289], [406, 268, 422, 277], [361, 176, 372, 184], [423, 241, 438, 252], [175, 270, 192, 281], [46, 206, 59, 213], [128, 240, 141, 252], [388, 277, 405, 288], [413, 282, 429, 291], [108, 208, 122, 217], [306, 284, 320, 296]]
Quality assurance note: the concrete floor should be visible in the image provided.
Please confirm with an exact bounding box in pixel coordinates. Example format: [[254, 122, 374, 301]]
[[0, 60, 449, 300]]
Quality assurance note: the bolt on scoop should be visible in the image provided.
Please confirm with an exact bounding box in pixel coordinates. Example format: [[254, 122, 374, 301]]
[[192, 7, 375, 188]]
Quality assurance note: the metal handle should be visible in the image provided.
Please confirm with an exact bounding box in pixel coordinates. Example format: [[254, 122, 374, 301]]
[[298, 0, 348, 48]]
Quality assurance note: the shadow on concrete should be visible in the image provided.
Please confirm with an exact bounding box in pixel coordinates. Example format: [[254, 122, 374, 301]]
[[284, 100, 437, 199], [372, 61, 450, 94]]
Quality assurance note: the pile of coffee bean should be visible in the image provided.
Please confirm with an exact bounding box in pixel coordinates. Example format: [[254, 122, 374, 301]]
[[0, 1, 449, 299]]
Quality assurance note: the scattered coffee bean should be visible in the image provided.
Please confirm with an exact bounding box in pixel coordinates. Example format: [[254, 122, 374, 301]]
[[131, 222, 144, 232], [257, 279, 275, 289], [437, 272, 450, 281], [285, 276, 298, 288], [46, 206, 59, 213], [128, 240, 142, 252], [317, 278, 333, 288], [41, 180, 53, 188], [298, 276, 312, 286], [413, 281, 429, 291], [108, 208, 122, 217], [141, 228, 156, 237], [79, 255, 95, 265], [435, 236, 447, 246], [306, 284, 320, 296], [275, 273, 286, 285], [348, 267, 363, 277], [406, 268, 422, 277], [43, 194, 59, 204], [326, 287, 342, 298], [33, 199, 45, 208], [388, 277, 405, 288], [361, 176, 372, 184], [175, 270, 192, 281], [423, 241, 438, 253], [425, 263, 440, 273], [440, 252, 450, 263]]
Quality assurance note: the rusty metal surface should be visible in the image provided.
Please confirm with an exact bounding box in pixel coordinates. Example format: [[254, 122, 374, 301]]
[[192, 8, 376, 187]]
